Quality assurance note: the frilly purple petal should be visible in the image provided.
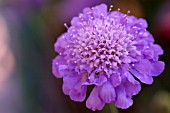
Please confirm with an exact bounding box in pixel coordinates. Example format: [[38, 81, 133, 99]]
[[92, 4, 107, 18], [130, 68, 153, 84], [152, 44, 164, 55], [62, 73, 87, 102], [52, 56, 66, 78], [150, 61, 165, 76], [62, 73, 80, 95], [124, 73, 141, 96], [151, 44, 164, 61], [133, 18, 148, 29], [54, 33, 68, 53], [86, 86, 105, 111], [58, 65, 69, 77], [110, 73, 121, 87], [69, 83, 87, 102], [133, 59, 151, 76], [115, 85, 133, 109], [99, 81, 116, 103]]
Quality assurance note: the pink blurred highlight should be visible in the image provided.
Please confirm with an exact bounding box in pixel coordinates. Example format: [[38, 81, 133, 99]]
[[155, 1, 170, 43], [0, 16, 15, 84]]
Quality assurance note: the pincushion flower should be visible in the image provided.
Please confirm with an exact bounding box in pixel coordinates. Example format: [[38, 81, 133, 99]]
[[52, 4, 165, 111]]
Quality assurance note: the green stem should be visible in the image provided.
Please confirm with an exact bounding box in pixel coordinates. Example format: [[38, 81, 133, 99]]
[[109, 104, 119, 113]]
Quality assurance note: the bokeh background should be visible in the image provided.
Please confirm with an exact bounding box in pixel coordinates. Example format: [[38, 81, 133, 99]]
[[0, 0, 170, 113]]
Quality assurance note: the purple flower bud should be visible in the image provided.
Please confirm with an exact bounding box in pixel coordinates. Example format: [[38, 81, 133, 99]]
[[52, 4, 165, 111]]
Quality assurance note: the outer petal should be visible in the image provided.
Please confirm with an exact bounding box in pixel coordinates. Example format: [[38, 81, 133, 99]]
[[110, 73, 121, 87], [115, 85, 133, 109], [99, 81, 116, 103], [143, 44, 164, 61], [54, 33, 68, 53], [124, 72, 141, 96], [152, 44, 164, 61], [134, 40, 148, 51], [69, 83, 87, 102], [58, 65, 69, 77], [139, 30, 154, 43], [92, 4, 107, 18], [71, 17, 81, 26], [130, 68, 153, 84], [134, 59, 151, 75], [52, 56, 66, 78], [125, 72, 139, 84], [62, 71, 87, 102], [150, 61, 165, 76], [152, 44, 164, 55], [143, 49, 154, 59], [86, 86, 105, 111], [109, 11, 125, 21], [132, 59, 153, 84], [62, 73, 80, 95], [83, 7, 92, 14], [133, 18, 148, 29], [124, 80, 141, 97]]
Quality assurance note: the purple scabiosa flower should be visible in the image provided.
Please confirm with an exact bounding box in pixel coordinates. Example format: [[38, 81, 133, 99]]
[[52, 4, 165, 111]]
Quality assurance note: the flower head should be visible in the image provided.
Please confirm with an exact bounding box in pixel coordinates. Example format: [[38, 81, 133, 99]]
[[52, 4, 165, 111]]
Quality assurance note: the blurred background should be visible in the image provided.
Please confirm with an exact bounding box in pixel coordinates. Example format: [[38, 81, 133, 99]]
[[0, 0, 170, 113]]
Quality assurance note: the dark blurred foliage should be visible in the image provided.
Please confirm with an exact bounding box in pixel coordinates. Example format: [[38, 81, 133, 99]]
[[0, 0, 170, 113]]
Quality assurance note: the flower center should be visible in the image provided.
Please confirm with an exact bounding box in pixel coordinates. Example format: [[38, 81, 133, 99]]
[[65, 14, 137, 76]]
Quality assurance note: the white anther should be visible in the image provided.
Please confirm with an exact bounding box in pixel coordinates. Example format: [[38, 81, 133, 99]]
[[64, 23, 69, 29], [109, 5, 113, 12], [127, 10, 131, 14]]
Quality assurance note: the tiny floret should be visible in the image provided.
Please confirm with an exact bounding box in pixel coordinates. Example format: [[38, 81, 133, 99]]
[[52, 4, 165, 111]]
